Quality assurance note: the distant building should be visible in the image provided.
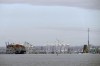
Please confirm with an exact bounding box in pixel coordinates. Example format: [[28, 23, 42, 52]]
[[89, 45, 100, 54], [33, 46, 46, 54], [0, 47, 6, 54], [46, 44, 70, 54]]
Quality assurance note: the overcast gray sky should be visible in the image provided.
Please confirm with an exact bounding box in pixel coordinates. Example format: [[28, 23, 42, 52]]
[[0, 0, 100, 47], [0, 0, 100, 9]]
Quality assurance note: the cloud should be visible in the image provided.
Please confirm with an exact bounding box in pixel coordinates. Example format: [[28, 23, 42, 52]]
[[0, 0, 100, 10]]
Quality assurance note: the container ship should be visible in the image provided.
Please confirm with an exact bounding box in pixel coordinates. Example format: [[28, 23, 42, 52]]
[[6, 44, 26, 54]]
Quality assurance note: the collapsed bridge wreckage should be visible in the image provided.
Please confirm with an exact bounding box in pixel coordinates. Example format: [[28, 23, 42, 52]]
[[6, 44, 26, 54]]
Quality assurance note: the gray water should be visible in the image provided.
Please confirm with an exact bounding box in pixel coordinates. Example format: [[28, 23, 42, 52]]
[[0, 54, 100, 66]]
